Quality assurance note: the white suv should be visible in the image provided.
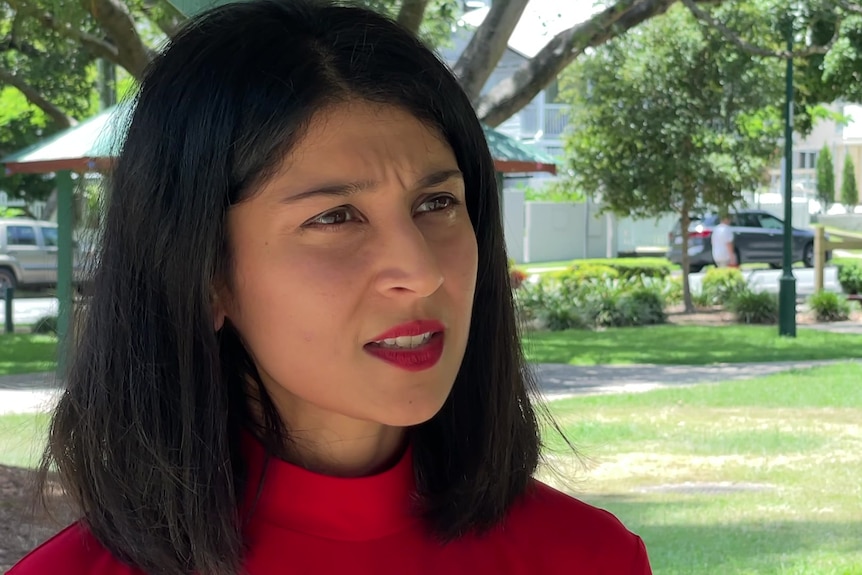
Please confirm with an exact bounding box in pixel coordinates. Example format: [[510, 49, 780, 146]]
[[0, 218, 83, 292]]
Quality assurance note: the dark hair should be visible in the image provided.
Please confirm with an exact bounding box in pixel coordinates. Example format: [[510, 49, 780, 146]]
[[40, 1, 542, 574]]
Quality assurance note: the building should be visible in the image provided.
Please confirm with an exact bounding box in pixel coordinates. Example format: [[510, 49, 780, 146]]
[[438, 0, 602, 164]]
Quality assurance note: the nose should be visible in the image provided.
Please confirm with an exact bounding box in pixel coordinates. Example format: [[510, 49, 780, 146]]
[[372, 217, 444, 298]]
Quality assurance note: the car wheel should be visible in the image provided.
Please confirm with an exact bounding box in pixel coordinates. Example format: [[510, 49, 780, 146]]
[[0, 268, 17, 296], [803, 242, 814, 268], [768, 263, 781, 270]]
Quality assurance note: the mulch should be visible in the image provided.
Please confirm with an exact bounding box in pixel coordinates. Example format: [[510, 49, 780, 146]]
[[0, 465, 75, 571]]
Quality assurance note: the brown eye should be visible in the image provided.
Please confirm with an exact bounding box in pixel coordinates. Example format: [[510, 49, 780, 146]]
[[308, 207, 358, 227], [416, 195, 458, 214]]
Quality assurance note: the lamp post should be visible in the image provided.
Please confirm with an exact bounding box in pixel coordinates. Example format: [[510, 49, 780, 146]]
[[778, 12, 797, 337]]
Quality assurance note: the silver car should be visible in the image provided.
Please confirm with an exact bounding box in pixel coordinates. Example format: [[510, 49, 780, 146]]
[[0, 218, 84, 291]]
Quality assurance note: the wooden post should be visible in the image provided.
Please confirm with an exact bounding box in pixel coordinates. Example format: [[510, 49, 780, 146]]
[[814, 225, 825, 293]]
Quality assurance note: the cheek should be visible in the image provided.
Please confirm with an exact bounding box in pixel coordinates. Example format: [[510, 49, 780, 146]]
[[437, 225, 478, 299]]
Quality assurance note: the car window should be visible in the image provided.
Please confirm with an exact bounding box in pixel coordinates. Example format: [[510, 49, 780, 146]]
[[7, 225, 38, 246], [732, 214, 760, 228], [757, 214, 784, 230], [41, 226, 59, 247]]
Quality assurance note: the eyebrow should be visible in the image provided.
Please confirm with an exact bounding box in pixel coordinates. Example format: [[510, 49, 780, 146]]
[[279, 169, 464, 204]]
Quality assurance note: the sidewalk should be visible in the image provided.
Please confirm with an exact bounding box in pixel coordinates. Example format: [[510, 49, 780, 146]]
[[534, 359, 849, 400], [3, 359, 855, 414]]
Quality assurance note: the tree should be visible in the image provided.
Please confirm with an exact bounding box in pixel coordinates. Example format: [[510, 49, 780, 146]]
[[561, 4, 784, 312], [842, 155, 859, 210], [0, 0, 762, 133], [815, 144, 836, 211]]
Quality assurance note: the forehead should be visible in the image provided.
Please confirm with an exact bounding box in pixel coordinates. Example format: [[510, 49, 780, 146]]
[[279, 101, 458, 181]]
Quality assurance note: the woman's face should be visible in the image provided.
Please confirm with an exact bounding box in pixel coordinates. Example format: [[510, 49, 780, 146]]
[[219, 101, 478, 431]]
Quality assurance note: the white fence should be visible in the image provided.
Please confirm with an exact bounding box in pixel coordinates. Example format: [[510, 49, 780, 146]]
[[503, 192, 815, 265]]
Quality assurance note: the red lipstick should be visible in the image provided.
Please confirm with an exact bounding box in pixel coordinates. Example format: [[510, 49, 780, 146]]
[[365, 319, 445, 372]]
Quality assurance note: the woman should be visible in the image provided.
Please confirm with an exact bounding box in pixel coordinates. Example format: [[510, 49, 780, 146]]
[[10, 1, 651, 573]]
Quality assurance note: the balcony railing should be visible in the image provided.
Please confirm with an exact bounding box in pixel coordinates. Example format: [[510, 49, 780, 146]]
[[519, 104, 570, 140]]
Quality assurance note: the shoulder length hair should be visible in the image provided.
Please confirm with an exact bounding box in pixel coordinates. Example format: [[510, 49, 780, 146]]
[[40, 1, 542, 573]]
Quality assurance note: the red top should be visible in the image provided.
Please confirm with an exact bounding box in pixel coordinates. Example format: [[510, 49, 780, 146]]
[[8, 436, 651, 574]]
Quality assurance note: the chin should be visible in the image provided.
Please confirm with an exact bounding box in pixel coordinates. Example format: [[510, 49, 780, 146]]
[[374, 393, 450, 428]]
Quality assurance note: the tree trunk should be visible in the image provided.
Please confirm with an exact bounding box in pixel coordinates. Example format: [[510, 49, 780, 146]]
[[85, 0, 155, 79], [680, 208, 695, 313], [396, 0, 431, 35], [453, 0, 530, 102], [475, 0, 682, 126]]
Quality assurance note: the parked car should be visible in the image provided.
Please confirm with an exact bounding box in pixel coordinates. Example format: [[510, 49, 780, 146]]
[[0, 218, 85, 293], [667, 210, 829, 273]]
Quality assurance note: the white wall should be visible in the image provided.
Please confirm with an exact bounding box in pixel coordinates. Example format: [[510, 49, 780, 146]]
[[502, 190, 526, 263], [817, 214, 862, 232]]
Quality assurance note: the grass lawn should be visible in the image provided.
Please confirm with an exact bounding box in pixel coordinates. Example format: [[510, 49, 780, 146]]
[[523, 324, 862, 365], [0, 412, 50, 468], [0, 334, 57, 376], [542, 363, 862, 575]]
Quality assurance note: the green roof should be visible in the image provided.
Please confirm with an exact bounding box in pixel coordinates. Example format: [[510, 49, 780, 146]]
[[2, 105, 126, 175], [482, 125, 558, 174], [3, 103, 556, 175]]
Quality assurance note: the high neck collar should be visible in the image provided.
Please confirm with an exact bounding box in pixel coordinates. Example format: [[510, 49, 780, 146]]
[[241, 432, 420, 541]]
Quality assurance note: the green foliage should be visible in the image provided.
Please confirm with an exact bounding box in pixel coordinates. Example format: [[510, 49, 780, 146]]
[[807, 291, 851, 322], [521, 179, 585, 203], [561, 4, 783, 223], [663, 276, 684, 306], [701, 267, 747, 306], [568, 258, 673, 282], [616, 285, 667, 326], [835, 258, 862, 294], [815, 144, 835, 208], [729, 289, 779, 325], [841, 155, 859, 209], [514, 269, 668, 331]]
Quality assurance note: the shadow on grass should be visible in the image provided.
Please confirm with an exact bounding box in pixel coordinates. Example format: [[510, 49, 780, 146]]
[[524, 325, 862, 365], [585, 494, 862, 574]]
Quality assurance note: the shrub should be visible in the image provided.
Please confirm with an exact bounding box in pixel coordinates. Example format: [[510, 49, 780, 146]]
[[835, 259, 862, 295], [32, 315, 58, 334], [514, 281, 586, 331], [701, 267, 747, 306], [808, 291, 851, 322], [729, 289, 779, 325], [569, 258, 673, 282], [617, 286, 667, 326], [663, 276, 683, 306], [509, 267, 528, 290]]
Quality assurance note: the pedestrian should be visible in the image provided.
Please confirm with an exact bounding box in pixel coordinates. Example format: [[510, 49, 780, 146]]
[[712, 212, 737, 268], [9, 1, 651, 574]]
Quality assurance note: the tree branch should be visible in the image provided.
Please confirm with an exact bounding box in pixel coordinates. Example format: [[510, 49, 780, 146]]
[[83, 0, 156, 79], [396, 0, 431, 35], [7, 0, 121, 64], [453, 0, 530, 101], [142, 0, 187, 38], [681, 0, 839, 59], [476, 0, 682, 126], [835, 0, 862, 15], [0, 67, 77, 128]]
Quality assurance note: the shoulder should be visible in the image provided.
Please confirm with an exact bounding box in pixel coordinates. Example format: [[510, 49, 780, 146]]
[[6, 522, 138, 575], [500, 480, 651, 574]]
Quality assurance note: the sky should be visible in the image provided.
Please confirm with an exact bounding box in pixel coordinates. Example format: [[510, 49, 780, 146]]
[[458, 0, 608, 58]]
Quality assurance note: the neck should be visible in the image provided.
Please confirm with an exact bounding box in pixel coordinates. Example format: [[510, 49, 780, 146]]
[[248, 380, 408, 477], [285, 425, 407, 477]]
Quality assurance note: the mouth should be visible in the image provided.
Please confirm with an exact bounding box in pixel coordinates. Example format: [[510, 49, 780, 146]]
[[364, 320, 446, 371]]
